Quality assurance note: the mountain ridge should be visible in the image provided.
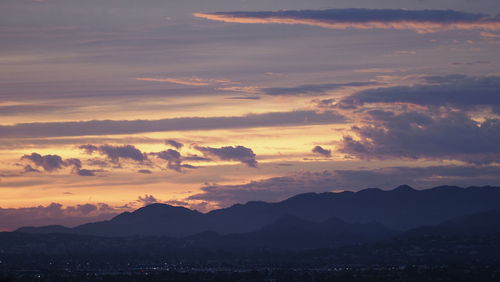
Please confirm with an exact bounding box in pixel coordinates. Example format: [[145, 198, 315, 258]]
[[16, 185, 500, 237]]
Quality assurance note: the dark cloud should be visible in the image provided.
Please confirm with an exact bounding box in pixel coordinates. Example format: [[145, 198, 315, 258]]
[[86, 158, 110, 168], [20, 153, 96, 176], [23, 165, 40, 173], [21, 153, 66, 172], [312, 145, 332, 157], [80, 144, 147, 163], [80, 144, 98, 154], [195, 145, 258, 167], [154, 149, 184, 172], [339, 110, 500, 164], [194, 9, 500, 33], [226, 96, 261, 100], [152, 149, 197, 172], [165, 139, 183, 149], [314, 98, 337, 109], [137, 194, 158, 206], [164, 200, 190, 206], [338, 75, 500, 112], [183, 155, 212, 162], [66, 203, 97, 215], [451, 60, 490, 66], [21, 152, 100, 176], [77, 169, 100, 176], [0, 111, 346, 138], [261, 81, 378, 96], [0, 104, 68, 116], [188, 165, 500, 207], [0, 202, 120, 231], [137, 169, 152, 174]]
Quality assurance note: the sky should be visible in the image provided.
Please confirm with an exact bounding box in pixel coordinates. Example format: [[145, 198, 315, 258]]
[[1, 0, 500, 230]]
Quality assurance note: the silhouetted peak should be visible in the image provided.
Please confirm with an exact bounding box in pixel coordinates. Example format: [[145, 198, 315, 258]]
[[393, 184, 416, 192], [131, 203, 200, 217], [284, 192, 320, 203], [358, 188, 383, 194]]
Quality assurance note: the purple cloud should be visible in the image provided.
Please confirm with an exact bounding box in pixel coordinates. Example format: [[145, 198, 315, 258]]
[[195, 145, 258, 167]]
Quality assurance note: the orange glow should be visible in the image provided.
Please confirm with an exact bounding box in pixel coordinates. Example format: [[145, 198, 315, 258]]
[[193, 13, 500, 33]]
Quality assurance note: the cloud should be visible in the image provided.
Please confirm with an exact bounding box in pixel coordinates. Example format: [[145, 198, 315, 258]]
[[195, 145, 258, 167], [137, 194, 158, 206], [339, 110, 500, 164], [153, 149, 196, 172], [187, 165, 500, 208], [80, 144, 147, 163], [21, 152, 94, 176], [226, 96, 261, 100], [77, 169, 101, 176], [165, 139, 183, 149], [312, 145, 332, 157], [0, 110, 346, 138], [187, 171, 335, 207], [0, 202, 121, 231], [338, 75, 500, 112], [137, 169, 152, 174], [136, 77, 231, 86], [260, 81, 379, 96], [23, 165, 40, 173], [194, 9, 500, 33], [182, 155, 211, 162], [21, 153, 66, 172]]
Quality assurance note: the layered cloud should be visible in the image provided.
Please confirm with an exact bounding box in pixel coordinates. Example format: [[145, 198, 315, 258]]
[[195, 145, 258, 167], [260, 81, 379, 96], [194, 9, 500, 33], [188, 166, 500, 207], [80, 144, 148, 164], [0, 110, 346, 138], [153, 149, 197, 172], [338, 75, 500, 112], [136, 77, 232, 86], [339, 110, 500, 164], [0, 202, 120, 231], [21, 153, 95, 176]]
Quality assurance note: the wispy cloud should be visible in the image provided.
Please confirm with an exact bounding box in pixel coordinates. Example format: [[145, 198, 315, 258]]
[[0, 110, 346, 138], [194, 9, 500, 33], [136, 77, 232, 86]]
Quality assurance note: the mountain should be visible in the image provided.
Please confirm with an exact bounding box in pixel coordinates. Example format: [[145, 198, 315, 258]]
[[16, 185, 500, 237], [73, 203, 204, 237], [221, 215, 397, 250], [16, 225, 73, 234], [405, 208, 500, 237]]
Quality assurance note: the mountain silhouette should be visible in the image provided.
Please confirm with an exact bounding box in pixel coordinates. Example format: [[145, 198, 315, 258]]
[[16, 185, 500, 237], [182, 215, 397, 251], [405, 208, 500, 237]]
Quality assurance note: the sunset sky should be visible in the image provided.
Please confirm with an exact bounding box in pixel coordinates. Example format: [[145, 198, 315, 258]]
[[1, 0, 500, 230]]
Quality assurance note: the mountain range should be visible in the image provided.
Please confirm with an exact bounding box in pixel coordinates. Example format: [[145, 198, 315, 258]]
[[17, 185, 500, 238]]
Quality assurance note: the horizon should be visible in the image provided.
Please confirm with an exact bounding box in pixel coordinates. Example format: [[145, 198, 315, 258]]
[[1, 0, 500, 232], [6, 184, 499, 232]]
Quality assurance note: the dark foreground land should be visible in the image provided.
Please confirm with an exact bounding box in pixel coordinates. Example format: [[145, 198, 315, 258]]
[[1, 265, 500, 282]]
